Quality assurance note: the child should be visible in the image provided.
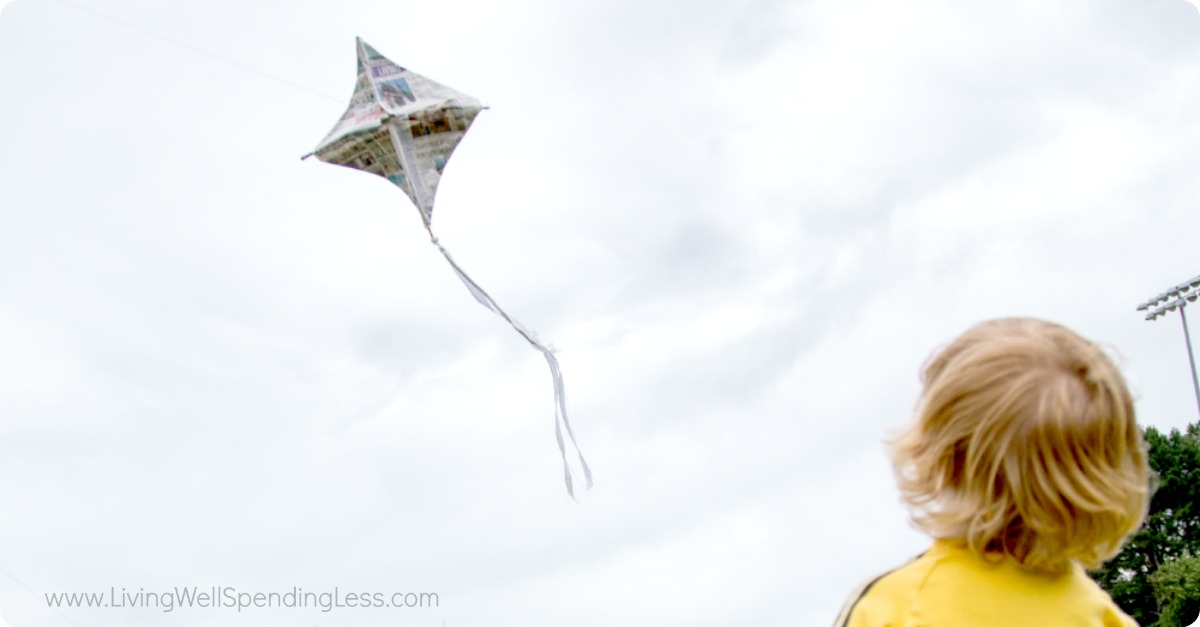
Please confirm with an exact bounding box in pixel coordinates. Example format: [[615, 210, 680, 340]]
[[836, 318, 1150, 626]]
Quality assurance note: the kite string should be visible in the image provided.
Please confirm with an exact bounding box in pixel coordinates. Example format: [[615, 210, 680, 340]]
[[425, 227, 592, 499], [50, 0, 346, 107]]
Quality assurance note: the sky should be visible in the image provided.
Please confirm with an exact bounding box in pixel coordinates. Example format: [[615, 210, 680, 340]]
[[1, 0, 1199, 625]]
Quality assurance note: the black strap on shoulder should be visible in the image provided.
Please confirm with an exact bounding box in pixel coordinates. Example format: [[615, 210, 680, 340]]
[[833, 552, 925, 627]]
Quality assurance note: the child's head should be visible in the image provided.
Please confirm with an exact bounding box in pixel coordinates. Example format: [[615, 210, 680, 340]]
[[891, 318, 1150, 573]]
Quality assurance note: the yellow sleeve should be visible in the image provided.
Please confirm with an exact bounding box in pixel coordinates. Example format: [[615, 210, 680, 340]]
[[833, 572, 894, 627]]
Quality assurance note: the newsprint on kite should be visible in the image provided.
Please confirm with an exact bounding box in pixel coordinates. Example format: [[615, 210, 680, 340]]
[[304, 38, 591, 498]]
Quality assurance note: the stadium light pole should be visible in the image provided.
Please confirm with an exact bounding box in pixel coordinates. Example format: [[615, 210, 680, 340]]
[[1137, 273, 1200, 420]]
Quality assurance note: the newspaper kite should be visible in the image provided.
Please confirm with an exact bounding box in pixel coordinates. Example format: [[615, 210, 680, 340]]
[[304, 38, 591, 498]]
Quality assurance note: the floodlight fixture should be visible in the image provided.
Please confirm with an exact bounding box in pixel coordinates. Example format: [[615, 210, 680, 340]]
[[1139, 272, 1200, 419]]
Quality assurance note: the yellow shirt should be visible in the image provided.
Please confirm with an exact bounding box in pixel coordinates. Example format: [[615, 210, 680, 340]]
[[835, 540, 1138, 626]]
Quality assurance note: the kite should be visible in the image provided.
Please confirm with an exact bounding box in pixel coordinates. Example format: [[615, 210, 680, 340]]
[[304, 38, 592, 498]]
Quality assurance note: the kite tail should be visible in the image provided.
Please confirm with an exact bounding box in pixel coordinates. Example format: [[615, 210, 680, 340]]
[[426, 229, 593, 500]]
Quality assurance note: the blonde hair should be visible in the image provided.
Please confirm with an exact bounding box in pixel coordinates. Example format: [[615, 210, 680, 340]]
[[891, 318, 1149, 573]]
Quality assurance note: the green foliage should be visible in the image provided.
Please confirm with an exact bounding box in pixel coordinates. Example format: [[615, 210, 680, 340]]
[[1149, 554, 1200, 627], [1090, 422, 1200, 626]]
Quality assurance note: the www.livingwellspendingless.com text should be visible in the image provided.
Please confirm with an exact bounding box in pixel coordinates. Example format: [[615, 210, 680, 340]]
[[44, 586, 439, 613]]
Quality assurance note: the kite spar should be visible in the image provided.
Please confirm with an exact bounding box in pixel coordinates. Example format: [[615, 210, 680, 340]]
[[304, 38, 591, 498]]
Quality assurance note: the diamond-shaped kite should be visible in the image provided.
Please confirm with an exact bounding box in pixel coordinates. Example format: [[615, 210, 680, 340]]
[[304, 38, 591, 498]]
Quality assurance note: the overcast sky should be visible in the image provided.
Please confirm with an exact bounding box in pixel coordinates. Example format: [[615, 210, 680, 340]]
[[2, 0, 1199, 625]]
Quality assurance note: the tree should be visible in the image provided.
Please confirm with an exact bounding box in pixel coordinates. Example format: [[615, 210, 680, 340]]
[[1090, 422, 1200, 626], [1150, 554, 1200, 627]]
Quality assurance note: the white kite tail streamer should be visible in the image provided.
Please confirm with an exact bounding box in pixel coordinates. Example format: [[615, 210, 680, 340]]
[[426, 229, 593, 499]]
